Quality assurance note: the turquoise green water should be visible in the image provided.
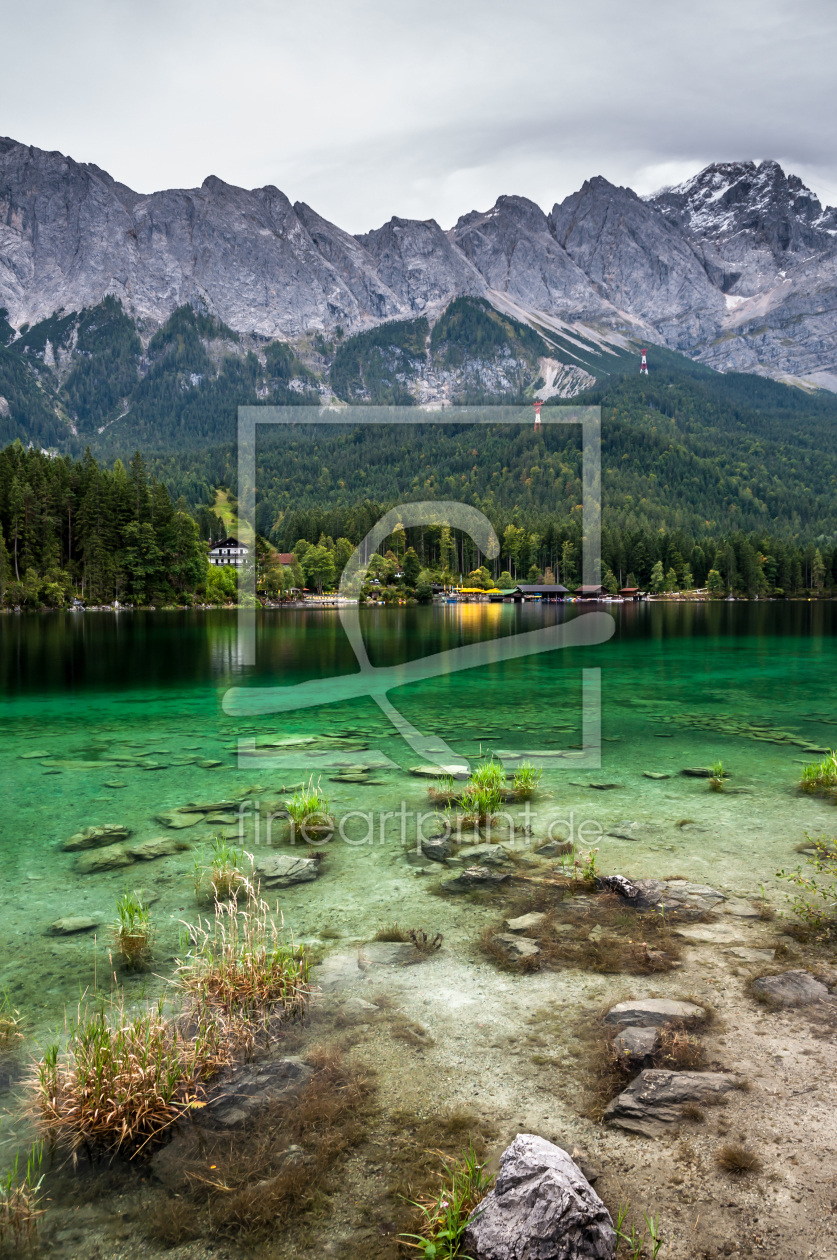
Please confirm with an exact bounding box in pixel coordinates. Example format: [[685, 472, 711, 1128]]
[[1, 602, 836, 1069]]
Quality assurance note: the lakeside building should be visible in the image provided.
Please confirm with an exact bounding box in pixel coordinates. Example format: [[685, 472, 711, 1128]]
[[209, 537, 249, 568]]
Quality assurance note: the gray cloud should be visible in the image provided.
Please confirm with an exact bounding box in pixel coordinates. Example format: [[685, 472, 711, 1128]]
[[2, 0, 836, 231]]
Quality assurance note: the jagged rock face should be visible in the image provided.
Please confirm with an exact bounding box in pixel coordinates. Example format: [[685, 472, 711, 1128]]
[[4, 135, 837, 388], [650, 159, 837, 295], [293, 202, 405, 323], [451, 194, 612, 320], [549, 177, 726, 348], [0, 139, 376, 336], [355, 216, 485, 312]]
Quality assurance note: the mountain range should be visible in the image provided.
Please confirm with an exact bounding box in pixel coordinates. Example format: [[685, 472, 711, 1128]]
[[2, 135, 837, 398]]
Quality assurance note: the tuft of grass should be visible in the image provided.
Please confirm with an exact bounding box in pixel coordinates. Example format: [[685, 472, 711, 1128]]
[[374, 922, 409, 942], [714, 1144, 762, 1175], [512, 762, 542, 800], [680, 1102, 705, 1122], [401, 1141, 494, 1259], [194, 835, 251, 902], [112, 889, 153, 970], [799, 750, 837, 798], [284, 777, 333, 842], [178, 880, 310, 1049], [30, 996, 230, 1157], [708, 759, 727, 792], [0, 990, 22, 1050], [657, 1022, 705, 1071], [0, 1141, 45, 1250]]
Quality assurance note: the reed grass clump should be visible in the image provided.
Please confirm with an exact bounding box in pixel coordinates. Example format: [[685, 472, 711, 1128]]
[[512, 761, 542, 799], [0, 991, 22, 1050], [178, 880, 310, 1045], [0, 1142, 45, 1250], [111, 889, 152, 970], [194, 836, 251, 902], [31, 997, 229, 1157], [799, 750, 837, 798], [708, 760, 727, 792], [284, 778, 333, 841]]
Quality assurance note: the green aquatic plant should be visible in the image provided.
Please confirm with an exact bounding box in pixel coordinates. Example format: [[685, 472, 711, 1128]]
[[195, 836, 251, 901], [615, 1202, 665, 1260], [458, 782, 504, 827], [284, 777, 333, 841], [799, 750, 837, 798], [401, 1140, 494, 1259], [0, 1140, 45, 1248], [512, 762, 542, 800], [777, 833, 837, 935], [577, 847, 599, 883], [708, 759, 726, 791], [467, 760, 505, 792], [112, 889, 153, 970]]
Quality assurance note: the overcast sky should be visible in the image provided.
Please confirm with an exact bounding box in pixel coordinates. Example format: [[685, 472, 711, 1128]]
[[2, 0, 836, 233]]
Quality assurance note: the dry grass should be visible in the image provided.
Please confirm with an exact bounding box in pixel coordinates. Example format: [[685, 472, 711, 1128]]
[[680, 1102, 705, 1122], [0, 1143, 45, 1252], [177, 879, 311, 1048], [373, 922, 409, 942], [31, 997, 231, 1158], [714, 1144, 763, 1175], [478, 887, 682, 976], [657, 1021, 705, 1070], [146, 1045, 376, 1247]]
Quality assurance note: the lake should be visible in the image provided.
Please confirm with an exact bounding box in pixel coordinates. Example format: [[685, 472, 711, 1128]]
[[1, 602, 835, 1254]]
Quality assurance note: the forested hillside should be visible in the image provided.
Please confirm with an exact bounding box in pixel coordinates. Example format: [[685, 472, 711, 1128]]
[[0, 443, 212, 607]]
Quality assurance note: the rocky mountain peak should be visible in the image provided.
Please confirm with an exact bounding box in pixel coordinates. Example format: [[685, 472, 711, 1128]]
[[649, 159, 837, 266], [450, 194, 611, 320]]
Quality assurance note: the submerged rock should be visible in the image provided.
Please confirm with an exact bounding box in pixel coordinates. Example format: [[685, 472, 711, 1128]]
[[421, 836, 452, 863], [491, 933, 541, 962], [674, 923, 749, 944], [604, 998, 705, 1028], [643, 771, 670, 779], [612, 1025, 660, 1066], [359, 942, 418, 967], [63, 824, 131, 852], [751, 970, 829, 1007], [604, 1070, 735, 1136], [440, 865, 510, 893], [74, 844, 135, 873], [255, 853, 320, 887], [156, 811, 204, 829], [505, 911, 546, 932], [628, 878, 726, 917], [128, 837, 191, 860], [48, 915, 102, 935], [463, 1133, 616, 1260], [534, 840, 572, 857], [457, 843, 511, 867]]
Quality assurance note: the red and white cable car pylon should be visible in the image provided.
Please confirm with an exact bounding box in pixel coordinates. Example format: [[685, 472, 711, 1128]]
[[533, 398, 543, 429], [639, 349, 648, 375]]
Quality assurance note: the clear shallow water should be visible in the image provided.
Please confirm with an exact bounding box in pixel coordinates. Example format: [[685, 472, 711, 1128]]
[[1, 603, 836, 1091]]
